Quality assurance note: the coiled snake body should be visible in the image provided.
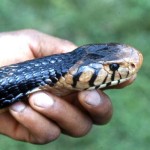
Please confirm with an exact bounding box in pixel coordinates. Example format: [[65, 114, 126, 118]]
[[0, 43, 143, 109]]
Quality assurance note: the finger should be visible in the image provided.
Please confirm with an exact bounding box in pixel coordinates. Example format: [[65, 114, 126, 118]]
[[14, 29, 77, 57], [29, 91, 92, 137], [78, 90, 113, 125], [9, 102, 60, 144]]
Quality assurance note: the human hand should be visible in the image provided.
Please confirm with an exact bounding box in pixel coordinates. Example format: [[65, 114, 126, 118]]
[[0, 29, 134, 144]]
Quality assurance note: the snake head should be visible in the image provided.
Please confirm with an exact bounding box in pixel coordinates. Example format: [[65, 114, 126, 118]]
[[65, 43, 143, 90]]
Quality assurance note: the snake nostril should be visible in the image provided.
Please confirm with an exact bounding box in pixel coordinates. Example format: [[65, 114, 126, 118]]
[[131, 63, 136, 69]]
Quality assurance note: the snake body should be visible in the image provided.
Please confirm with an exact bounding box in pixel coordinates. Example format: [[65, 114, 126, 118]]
[[0, 43, 143, 109]]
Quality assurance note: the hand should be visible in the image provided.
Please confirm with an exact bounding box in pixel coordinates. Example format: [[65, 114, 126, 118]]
[[0, 29, 134, 144]]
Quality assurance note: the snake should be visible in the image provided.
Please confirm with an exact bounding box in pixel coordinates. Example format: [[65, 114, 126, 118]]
[[0, 43, 143, 109]]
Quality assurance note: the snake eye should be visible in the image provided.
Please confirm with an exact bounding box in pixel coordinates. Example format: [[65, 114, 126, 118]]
[[109, 63, 120, 71]]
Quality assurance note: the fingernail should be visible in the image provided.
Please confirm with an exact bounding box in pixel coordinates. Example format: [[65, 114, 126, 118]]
[[33, 92, 54, 108], [10, 102, 26, 112], [84, 90, 101, 106]]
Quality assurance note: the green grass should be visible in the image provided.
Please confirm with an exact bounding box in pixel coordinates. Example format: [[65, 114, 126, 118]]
[[0, 0, 150, 149]]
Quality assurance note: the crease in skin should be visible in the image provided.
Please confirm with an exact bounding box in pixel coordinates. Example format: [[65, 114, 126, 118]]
[[0, 43, 143, 110]]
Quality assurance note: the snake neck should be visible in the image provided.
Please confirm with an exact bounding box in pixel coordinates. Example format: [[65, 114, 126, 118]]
[[23, 47, 86, 87]]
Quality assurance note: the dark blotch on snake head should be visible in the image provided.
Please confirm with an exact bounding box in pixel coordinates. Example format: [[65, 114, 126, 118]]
[[77, 43, 139, 64]]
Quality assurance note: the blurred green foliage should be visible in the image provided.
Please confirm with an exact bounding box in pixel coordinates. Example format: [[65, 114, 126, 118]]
[[0, 0, 150, 149]]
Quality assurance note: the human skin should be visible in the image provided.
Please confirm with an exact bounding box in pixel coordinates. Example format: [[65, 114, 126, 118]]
[[0, 29, 135, 144]]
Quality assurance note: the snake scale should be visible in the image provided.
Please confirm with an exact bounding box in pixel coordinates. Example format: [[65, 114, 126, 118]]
[[0, 43, 143, 109]]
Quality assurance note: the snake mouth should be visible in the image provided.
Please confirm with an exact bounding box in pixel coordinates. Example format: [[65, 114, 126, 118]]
[[87, 76, 133, 90]]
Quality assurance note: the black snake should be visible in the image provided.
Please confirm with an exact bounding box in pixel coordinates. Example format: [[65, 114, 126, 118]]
[[0, 43, 143, 109]]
